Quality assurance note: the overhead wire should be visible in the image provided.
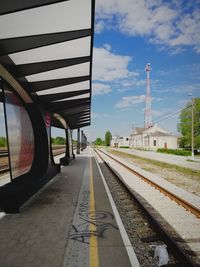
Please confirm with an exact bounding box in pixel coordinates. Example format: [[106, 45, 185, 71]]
[[132, 101, 195, 127]]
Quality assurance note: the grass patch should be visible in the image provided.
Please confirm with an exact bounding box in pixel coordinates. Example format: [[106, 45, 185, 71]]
[[142, 167, 156, 172], [157, 148, 191, 156], [108, 149, 200, 179]]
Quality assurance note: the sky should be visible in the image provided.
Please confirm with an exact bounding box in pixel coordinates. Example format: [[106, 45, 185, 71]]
[[1, 1, 200, 142], [85, 0, 200, 141]]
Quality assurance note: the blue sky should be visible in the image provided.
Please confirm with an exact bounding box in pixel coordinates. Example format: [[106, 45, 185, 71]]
[[86, 0, 200, 141]]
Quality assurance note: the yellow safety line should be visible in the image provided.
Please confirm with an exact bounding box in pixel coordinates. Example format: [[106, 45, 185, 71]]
[[89, 156, 99, 267]]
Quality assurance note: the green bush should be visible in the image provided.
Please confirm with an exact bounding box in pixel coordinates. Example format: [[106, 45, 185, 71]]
[[53, 136, 66, 145], [119, 146, 129, 148], [0, 137, 6, 147], [157, 148, 191, 156]]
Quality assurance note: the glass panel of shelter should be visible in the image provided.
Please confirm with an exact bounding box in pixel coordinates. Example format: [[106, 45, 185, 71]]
[[3, 81, 34, 180], [0, 81, 11, 186]]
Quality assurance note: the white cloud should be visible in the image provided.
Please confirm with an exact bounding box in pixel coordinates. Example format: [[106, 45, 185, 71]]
[[92, 46, 132, 81], [96, 1, 177, 36], [119, 4, 177, 37], [95, 20, 105, 33], [115, 95, 145, 109], [152, 110, 165, 117], [92, 83, 112, 95], [95, 0, 200, 53], [91, 112, 108, 119], [103, 43, 112, 51], [115, 94, 163, 109], [168, 10, 200, 53], [92, 45, 141, 94], [170, 83, 200, 94], [117, 78, 148, 93]]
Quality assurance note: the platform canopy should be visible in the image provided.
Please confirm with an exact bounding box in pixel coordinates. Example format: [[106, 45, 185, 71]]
[[0, 0, 95, 129]]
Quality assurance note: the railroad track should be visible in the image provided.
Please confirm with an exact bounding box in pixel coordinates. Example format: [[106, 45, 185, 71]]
[[0, 165, 10, 175], [0, 147, 66, 175], [52, 148, 66, 157], [94, 148, 200, 267], [98, 149, 200, 219], [0, 150, 9, 175], [0, 151, 8, 157]]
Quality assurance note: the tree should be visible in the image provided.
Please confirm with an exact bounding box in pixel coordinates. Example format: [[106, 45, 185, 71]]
[[95, 137, 103, 146], [178, 98, 200, 149], [53, 136, 66, 145], [105, 131, 112, 146]]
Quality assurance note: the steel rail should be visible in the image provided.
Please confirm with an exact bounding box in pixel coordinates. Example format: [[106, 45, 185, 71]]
[[0, 166, 10, 174], [97, 148, 200, 219], [0, 149, 66, 175], [0, 151, 8, 158], [95, 148, 198, 267], [0, 146, 64, 157], [53, 149, 66, 156]]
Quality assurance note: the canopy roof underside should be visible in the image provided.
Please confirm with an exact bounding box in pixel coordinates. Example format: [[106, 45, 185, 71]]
[[0, 0, 95, 129]]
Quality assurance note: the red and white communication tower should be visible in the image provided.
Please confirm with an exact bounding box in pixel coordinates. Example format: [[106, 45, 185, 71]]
[[144, 63, 152, 128]]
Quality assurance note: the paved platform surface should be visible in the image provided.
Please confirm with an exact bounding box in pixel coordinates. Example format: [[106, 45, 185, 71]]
[[110, 148, 200, 171], [0, 148, 137, 267]]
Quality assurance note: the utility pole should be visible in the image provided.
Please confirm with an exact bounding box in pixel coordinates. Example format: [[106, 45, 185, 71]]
[[191, 98, 194, 159], [188, 93, 194, 159]]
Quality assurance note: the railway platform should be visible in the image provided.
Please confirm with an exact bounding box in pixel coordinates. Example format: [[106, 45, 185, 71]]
[[0, 147, 139, 267]]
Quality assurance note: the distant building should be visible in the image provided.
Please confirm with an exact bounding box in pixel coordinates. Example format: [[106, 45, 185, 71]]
[[111, 135, 130, 148], [129, 125, 178, 150]]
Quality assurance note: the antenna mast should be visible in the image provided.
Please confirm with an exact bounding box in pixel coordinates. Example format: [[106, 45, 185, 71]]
[[144, 63, 152, 128]]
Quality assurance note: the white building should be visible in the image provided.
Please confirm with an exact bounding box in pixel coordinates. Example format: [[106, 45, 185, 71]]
[[111, 136, 130, 148], [129, 125, 178, 151]]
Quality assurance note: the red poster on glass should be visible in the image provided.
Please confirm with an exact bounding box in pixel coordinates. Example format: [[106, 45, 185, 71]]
[[45, 113, 51, 128]]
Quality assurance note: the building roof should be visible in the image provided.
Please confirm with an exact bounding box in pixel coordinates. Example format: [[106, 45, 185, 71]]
[[131, 125, 175, 137], [143, 131, 176, 137], [0, 0, 95, 129], [133, 127, 146, 134]]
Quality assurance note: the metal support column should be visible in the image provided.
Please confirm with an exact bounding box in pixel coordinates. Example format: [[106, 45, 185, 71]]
[[77, 128, 80, 154], [71, 130, 75, 159], [81, 130, 84, 151], [84, 134, 86, 149]]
